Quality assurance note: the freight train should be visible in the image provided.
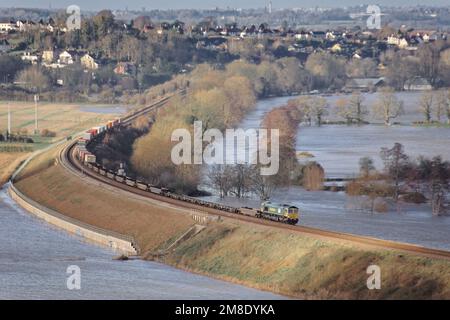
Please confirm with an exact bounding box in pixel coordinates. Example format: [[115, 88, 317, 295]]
[[73, 118, 299, 225]]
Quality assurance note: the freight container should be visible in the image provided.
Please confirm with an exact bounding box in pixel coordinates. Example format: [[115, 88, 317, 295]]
[[84, 153, 96, 164], [149, 187, 162, 194], [136, 182, 148, 191], [77, 138, 88, 146], [82, 132, 92, 140], [115, 175, 125, 183]]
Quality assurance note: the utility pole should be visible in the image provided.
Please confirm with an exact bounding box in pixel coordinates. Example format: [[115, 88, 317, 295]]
[[34, 94, 39, 134], [7, 103, 11, 139]]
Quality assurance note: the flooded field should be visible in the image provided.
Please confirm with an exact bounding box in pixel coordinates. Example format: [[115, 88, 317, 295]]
[[297, 124, 450, 179], [200, 91, 450, 250], [0, 187, 283, 300], [297, 92, 450, 179]]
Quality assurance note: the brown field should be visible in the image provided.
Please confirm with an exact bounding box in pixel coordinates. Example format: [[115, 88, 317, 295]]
[[15, 154, 450, 299], [0, 101, 120, 140], [0, 101, 120, 187]]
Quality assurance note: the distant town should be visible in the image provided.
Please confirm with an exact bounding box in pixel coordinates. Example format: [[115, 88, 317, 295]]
[[0, 5, 449, 105]]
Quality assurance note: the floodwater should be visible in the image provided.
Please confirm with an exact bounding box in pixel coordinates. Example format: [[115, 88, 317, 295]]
[[298, 124, 450, 179], [200, 92, 450, 251], [0, 186, 283, 300]]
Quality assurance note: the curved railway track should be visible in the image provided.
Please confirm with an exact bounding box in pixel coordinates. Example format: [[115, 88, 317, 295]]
[[58, 92, 450, 261]]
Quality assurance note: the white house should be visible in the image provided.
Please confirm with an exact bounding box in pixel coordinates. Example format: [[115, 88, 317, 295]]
[[295, 32, 310, 41], [21, 52, 39, 64], [0, 21, 16, 32], [80, 54, 99, 70], [59, 51, 74, 65], [325, 31, 336, 41], [16, 20, 36, 32], [387, 34, 409, 49]]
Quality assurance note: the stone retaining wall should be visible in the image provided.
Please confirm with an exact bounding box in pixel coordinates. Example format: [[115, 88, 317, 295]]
[[8, 183, 139, 255]]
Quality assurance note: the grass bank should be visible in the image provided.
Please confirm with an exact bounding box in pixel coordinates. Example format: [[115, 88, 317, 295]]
[[162, 222, 450, 299], [0, 152, 30, 186]]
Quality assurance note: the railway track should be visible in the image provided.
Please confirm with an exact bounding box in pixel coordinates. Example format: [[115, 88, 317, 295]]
[[58, 92, 450, 261]]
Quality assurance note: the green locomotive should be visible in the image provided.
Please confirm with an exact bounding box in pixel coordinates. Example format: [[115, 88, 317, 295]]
[[259, 201, 299, 225]]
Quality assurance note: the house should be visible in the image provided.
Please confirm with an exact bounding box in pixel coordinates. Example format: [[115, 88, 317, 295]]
[[387, 35, 408, 49], [42, 49, 59, 64], [330, 43, 342, 53], [295, 32, 310, 41], [404, 77, 432, 91], [346, 77, 385, 91], [16, 20, 36, 32], [325, 31, 336, 41], [80, 54, 99, 70], [0, 20, 15, 32], [21, 52, 39, 64], [114, 62, 136, 75], [59, 50, 74, 65]]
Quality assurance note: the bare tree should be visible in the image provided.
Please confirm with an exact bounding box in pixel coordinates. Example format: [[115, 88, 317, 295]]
[[419, 92, 434, 123], [248, 166, 276, 200], [310, 97, 328, 126], [208, 165, 234, 198], [350, 93, 368, 124], [229, 165, 253, 198], [15, 66, 50, 93], [336, 93, 368, 125], [429, 157, 449, 216], [336, 97, 353, 124], [434, 91, 447, 123], [417, 156, 450, 216], [359, 156, 376, 178], [444, 91, 450, 124], [380, 143, 409, 201], [373, 88, 404, 125]]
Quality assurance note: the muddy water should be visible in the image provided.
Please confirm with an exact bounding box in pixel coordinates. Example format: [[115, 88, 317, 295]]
[[0, 187, 283, 299]]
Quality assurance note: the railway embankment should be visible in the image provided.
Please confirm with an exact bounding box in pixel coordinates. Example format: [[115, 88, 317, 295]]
[[13, 158, 450, 299]]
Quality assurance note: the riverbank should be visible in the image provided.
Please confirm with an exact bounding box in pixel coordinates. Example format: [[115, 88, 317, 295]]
[[13, 159, 450, 299]]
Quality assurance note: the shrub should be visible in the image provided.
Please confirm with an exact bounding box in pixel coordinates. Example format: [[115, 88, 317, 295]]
[[373, 198, 389, 213], [302, 162, 325, 191], [41, 129, 56, 138], [401, 192, 427, 204]]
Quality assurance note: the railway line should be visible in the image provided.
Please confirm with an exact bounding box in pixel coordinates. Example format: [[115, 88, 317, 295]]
[[57, 92, 450, 261]]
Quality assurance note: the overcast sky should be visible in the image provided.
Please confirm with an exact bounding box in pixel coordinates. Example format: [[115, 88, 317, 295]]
[[0, 0, 449, 11]]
